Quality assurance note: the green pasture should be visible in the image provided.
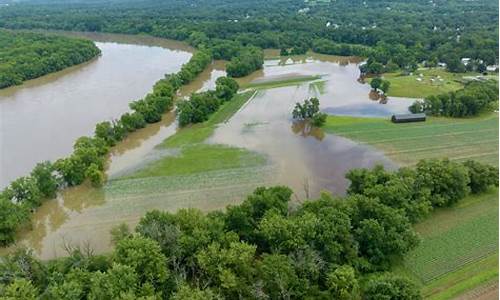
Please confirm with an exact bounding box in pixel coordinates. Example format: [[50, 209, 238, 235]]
[[323, 114, 499, 166], [373, 68, 498, 98]]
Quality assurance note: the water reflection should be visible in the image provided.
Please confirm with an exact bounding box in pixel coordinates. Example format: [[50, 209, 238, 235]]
[[208, 85, 397, 198], [291, 121, 325, 141]]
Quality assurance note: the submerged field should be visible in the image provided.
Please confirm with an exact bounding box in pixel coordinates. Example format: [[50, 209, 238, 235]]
[[323, 114, 499, 166], [393, 189, 499, 300], [109, 90, 275, 207]]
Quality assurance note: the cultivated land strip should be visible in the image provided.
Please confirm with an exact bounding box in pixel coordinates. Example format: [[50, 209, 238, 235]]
[[323, 114, 499, 166], [392, 190, 499, 300]]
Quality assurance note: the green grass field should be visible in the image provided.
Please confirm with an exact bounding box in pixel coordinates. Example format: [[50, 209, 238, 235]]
[[392, 189, 499, 299], [323, 114, 499, 166], [241, 75, 321, 90], [374, 68, 498, 98]]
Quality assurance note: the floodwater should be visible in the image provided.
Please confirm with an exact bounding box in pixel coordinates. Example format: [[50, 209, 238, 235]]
[[0, 32, 193, 188], [210, 54, 408, 196], [2, 49, 417, 259]]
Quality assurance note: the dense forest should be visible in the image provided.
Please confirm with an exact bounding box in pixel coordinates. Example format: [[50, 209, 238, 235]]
[[0, 0, 497, 76], [0, 30, 100, 89], [0, 159, 497, 299]]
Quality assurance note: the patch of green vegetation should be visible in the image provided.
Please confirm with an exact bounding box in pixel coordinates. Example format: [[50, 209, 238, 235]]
[[128, 144, 265, 178], [309, 80, 327, 95], [242, 75, 321, 90], [162, 91, 255, 148], [323, 114, 499, 166], [391, 189, 499, 299], [403, 189, 498, 283], [125, 90, 266, 179], [373, 68, 498, 98], [420, 254, 498, 300]]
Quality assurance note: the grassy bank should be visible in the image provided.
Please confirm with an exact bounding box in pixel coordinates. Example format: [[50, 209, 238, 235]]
[[392, 188, 499, 299], [241, 75, 321, 90], [372, 68, 498, 98], [323, 114, 499, 166]]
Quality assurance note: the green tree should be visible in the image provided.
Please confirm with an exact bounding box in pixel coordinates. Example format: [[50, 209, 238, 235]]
[[370, 77, 383, 91], [88, 263, 140, 299], [380, 80, 391, 94], [0, 199, 28, 245], [215, 76, 239, 101], [113, 236, 169, 289], [0, 279, 38, 300], [362, 273, 421, 300], [3, 176, 41, 207], [172, 284, 217, 300], [415, 159, 470, 206], [30, 161, 59, 198], [258, 254, 301, 299], [326, 265, 360, 300], [197, 241, 256, 297], [462, 160, 499, 193], [85, 163, 104, 187]]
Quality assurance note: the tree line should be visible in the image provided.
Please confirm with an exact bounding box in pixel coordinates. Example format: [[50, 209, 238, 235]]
[[0, 158, 497, 299], [0, 50, 213, 246], [177, 76, 239, 126], [0, 30, 100, 89], [0, 0, 497, 77], [409, 80, 498, 117]]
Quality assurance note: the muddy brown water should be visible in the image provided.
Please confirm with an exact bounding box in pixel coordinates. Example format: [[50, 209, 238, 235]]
[[1, 46, 418, 259], [0, 32, 194, 188]]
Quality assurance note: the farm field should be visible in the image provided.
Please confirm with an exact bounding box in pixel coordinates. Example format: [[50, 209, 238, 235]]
[[375, 68, 498, 98], [323, 114, 499, 166], [392, 189, 499, 300], [111, 90, 275, 204]]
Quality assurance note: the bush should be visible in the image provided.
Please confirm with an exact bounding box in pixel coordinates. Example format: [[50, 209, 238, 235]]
[[226, 47, 264, 77], [462, 160, 499, 193], [415, 159, 470, 207], [362, 273, 421, 300]]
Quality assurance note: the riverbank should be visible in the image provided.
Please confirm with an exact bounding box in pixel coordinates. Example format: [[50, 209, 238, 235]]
[[0, 30, 101, 89]]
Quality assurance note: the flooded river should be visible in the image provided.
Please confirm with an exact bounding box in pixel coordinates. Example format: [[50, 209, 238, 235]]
[[0, 32, 193, 188], [2, 46, 417, 259]]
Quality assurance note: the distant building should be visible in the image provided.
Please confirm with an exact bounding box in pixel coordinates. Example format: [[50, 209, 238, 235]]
[[391, 113, 426, 123], [487, 65, 498, 72], [461, 58, 471, 65]]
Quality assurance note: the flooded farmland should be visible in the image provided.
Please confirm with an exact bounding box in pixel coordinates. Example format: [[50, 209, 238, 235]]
[[1, 44, 418, 259]]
